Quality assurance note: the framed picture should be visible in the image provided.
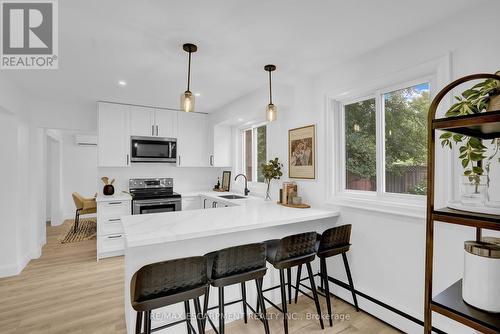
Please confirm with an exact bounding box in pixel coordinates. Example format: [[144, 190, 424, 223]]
[[288, 125, 315, 179], [221, 171, 231, 191]]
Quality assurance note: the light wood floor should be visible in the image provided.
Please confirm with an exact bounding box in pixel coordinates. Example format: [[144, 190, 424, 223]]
[[0, 223, 400, 334]]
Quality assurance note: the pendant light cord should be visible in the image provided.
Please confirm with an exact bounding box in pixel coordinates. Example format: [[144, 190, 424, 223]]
[[187, 51, 192, 91], [268, 70, 273, 104]]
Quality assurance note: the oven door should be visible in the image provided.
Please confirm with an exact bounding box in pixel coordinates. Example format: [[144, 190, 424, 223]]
[[130, 136, 177, 163], [132, 198, 182, 215]]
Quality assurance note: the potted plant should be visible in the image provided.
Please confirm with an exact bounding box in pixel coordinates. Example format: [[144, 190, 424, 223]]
[[261, 157, 283, 201], [440, 71, 500, 205]]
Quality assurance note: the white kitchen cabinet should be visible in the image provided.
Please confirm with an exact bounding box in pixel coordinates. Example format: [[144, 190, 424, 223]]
[[129, 106, 155, 136], [98, 102, 130, 167], [182, 196, 201, 210], [96, 195, 132, 260], [177, 112, 209, 167], [129, 107, 177, 138], [155, 109, 178, 138], [209, 124, 232, 167]]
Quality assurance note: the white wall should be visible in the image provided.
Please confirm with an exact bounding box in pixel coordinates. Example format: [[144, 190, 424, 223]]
[[211, 5, 500, 334], [98, 166, 225, 196], [60, 132, 98, 219]]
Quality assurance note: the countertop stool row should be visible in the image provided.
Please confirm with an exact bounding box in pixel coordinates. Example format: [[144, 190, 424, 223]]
[[130, 224, 356, 334]]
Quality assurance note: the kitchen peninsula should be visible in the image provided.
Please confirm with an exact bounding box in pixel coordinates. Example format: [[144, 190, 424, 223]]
[[121, 198, 340, 333]]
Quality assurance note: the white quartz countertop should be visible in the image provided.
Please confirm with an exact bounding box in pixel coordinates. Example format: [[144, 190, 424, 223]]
[[96, 192, 132, 202], [121, 202, 339, 248]]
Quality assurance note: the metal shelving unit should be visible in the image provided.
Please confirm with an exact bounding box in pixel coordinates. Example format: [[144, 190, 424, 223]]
[[424, 73, 500, 334]]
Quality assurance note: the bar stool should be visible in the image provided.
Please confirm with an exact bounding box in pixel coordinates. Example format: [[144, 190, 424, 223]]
[[261, 232, 324, 334], [204, 243, 270, 334], [294, 224, 358, 327], [130, 256, 208, 334]]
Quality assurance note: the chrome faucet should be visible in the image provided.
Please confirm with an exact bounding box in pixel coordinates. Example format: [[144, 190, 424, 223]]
[[235, 174, 250, 196]]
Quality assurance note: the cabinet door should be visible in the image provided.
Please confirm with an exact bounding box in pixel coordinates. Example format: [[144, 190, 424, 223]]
[[177, 112, 209, 167], [155, 109, 178, 138], [212, 124, 232, 167], [182, 196, 201, 210], [98, 103, 130, 167], [129, 106, 154, 136]]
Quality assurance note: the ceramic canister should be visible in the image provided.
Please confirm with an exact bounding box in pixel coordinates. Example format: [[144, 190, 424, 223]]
[[462, 238, 500, 313]]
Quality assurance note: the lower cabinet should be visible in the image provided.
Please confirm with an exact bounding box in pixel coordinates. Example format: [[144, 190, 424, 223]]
[[182, 196, 202, 211], [96, 197, 131, 260]]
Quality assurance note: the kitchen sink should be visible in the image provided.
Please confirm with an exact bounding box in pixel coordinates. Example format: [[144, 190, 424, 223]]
[[218, 195, 246, 199]]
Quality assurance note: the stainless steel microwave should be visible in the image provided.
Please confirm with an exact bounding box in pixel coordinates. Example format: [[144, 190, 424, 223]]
[[130, 136, 177, 163]]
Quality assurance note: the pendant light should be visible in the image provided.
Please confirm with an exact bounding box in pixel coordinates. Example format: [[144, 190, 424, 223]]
[[180, 43, 197, 112], [264, 64, 277, 122]]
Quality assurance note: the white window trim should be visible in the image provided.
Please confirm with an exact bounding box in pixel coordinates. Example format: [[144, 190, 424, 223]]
[[239, 122, 267, 184], [325, 55, 453, 218]]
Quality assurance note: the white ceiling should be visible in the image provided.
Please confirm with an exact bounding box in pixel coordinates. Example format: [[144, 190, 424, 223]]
[[4, 0, 489, 113]]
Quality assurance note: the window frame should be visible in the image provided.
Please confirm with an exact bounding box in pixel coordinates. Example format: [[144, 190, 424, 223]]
[[240, 122, 267, 184], [334, 75, 435, 212]]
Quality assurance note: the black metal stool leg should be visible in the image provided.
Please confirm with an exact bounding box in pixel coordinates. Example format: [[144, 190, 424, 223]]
[[218, 286, 225, 334], [135, 311, 143, 334], [321, 258, 333, 327], [255, 278, 270, 334], [203, 286, 210, 328], [294, 264, 302, 304], [342, 252, 359, 312], [306, 262, 324, 329], [184, 300, 192, 334], [74, 210, 79, 233], [241, 282, 248, 323], [287, 268, 292, 304], [320, 258, 324, 290], [144, 310, 151, 334], [194, 297, 205, 334], [279, 269, 289, 334]]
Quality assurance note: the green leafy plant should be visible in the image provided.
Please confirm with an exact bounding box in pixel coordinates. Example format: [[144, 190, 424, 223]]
[[261, 158, 283, 200], [445, 71, 500, 117], [440, 72, 500, 184]]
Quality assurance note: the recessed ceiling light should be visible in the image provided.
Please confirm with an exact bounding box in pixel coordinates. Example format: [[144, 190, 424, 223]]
[[118, 80, 127, 86], [237, 118, 244, 122], [194, 92, 201, 97]]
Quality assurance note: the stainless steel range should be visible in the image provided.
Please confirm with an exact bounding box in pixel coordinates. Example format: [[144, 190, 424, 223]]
[[129, 178, 182, 215]]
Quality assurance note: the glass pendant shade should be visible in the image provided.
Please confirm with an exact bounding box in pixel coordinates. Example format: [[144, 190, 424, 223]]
[[266, 103, 277, 122], [181, 90, 195, 112]]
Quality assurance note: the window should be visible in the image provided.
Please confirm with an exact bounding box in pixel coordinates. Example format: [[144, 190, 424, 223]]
[[242, 125, 267, 182], [344, 98, 377, 191], [341, 81, 430, 196], [384, 83, 429, 194]]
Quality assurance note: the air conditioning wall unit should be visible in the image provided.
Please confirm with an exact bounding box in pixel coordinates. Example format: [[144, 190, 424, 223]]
[[74, 134, 97, 146]]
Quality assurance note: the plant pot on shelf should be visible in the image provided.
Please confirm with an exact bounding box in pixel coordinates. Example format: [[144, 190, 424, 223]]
[[460, 175, 487, 206], [487, 93, 500, 111], [486, 138, 500, 208]]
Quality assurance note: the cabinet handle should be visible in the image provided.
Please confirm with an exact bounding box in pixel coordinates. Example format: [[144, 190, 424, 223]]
[[126, 154, 129, 165], [210, 155, 214, 166], [108, 202, 122, 205], [156, 125, 159, 136], [203, 198, 207, 208], [178, 155, 181, 166], [152, 125, 155, 136], [108, 218, 121, 222], [107, 235, 122, 239]]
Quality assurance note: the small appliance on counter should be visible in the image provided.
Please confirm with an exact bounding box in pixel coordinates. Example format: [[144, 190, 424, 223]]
[[462, 237, 500, 313], [129, 178, 182, 215]]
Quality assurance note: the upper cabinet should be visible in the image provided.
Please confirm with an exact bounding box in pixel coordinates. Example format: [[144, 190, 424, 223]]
[[177, 112, 209, 167], [209, 124, 232, 167], [98, 102, 130, 167], [155, 109, 178, 138], [129, 106, 177, 138], [97, 102, 233, 168]]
